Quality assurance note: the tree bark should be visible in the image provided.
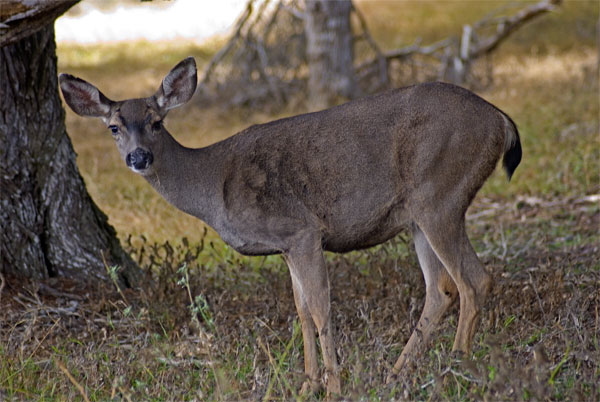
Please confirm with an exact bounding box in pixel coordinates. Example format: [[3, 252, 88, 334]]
[[305, 0, 357, 109], [0, 0, 78, 47], [0, 24, 139, 285]]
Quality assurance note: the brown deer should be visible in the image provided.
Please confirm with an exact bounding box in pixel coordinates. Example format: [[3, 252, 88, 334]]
[[59, 57, 521, 396]]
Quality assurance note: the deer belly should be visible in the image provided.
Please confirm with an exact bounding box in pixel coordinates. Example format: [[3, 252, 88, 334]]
[[214, 219, 285, 256], [221, 237, 282, 256], [321, 200, 409, 253]]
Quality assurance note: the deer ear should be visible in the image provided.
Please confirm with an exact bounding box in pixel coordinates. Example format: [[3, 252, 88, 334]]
[[154, 57, 197, 112], [59, 74, 113, 120]]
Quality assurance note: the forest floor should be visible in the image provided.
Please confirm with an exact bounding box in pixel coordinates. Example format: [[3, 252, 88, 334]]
[[1, 1, 599, 400]]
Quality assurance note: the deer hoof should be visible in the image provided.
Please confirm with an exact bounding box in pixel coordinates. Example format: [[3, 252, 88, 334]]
[[325, 373, 341, 398], [300, 378, 322, 396], [385, 371, 398, 385]]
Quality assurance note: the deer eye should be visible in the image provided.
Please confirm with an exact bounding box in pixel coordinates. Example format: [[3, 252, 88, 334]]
[[152, 121, 162, 132], [108, 125, 119, 135]]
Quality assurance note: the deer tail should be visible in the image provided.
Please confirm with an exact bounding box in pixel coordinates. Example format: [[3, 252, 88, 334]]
[[501, 113, 522, 181]]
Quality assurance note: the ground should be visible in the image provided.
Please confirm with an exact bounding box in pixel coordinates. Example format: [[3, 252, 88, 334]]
[[1, 1, 598, 400], [1, 197, 598, 399]]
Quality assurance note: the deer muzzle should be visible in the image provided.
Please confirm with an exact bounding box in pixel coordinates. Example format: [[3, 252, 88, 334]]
[[126, 148, 154, 171]]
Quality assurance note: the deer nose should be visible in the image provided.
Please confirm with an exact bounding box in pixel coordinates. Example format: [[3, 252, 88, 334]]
[[126, 148, 153, 171]]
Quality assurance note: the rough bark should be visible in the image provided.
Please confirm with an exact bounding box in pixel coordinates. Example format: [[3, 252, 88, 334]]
[[0, 0, 78, 47], [304, 0, 357, 109], [0, 24, 139, 285]]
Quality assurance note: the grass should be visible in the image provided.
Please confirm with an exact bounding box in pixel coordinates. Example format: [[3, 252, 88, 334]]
[[2, 198, 598, 400], [358, 0, 599, 54], [1, 1, 599, 400]]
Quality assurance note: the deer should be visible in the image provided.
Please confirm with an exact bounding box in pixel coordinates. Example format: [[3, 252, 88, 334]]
[[59, 56, 521, 396]]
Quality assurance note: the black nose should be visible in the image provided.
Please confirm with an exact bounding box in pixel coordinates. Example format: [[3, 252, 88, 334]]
[[126, 148, 153, 171]]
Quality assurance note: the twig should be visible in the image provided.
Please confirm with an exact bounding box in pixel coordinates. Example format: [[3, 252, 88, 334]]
[[246, 0, 272, 35], [27, 317, 62, 361], [499, 223, 508, 260], [355, 37, 452, 76], [56, 360, 90, 402], [254, 38, 284, 103], [352, 3, 388, 87], [201, 0, 254, 84], [0, 271, 5, 305], [511, 236, 536, 260], [528, 271, 547, 321], [420, 367, 451, 389], [384, 38, 453, 63], [258, 336, 283, 400], [281, 1, 304, 20], [470, 0, 562, 58], [449, 368, 482, 384], [19, 308, 38, 361], [262, 0, 284, 41]]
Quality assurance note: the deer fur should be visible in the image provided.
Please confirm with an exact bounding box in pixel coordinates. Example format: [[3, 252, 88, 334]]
[[60, 57, 521, 396]]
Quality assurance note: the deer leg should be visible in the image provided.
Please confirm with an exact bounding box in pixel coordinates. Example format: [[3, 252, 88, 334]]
[[415, 214, 492, 358], [284, 239, 341, 397], [388, 224, 458, 382], [286, 258, 321, 394]]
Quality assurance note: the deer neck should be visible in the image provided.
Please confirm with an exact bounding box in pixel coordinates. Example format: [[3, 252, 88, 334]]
[[142, 132, 223, 227]]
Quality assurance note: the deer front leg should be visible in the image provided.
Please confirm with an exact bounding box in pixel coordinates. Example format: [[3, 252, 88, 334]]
[[284, 238, 341, 397], [288, 272, 321, 394]]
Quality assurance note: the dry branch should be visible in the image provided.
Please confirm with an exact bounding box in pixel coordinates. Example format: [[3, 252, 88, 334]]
[[470, 0, 562, 58], [361, 0, 562, 86], [197, 0, 306, 109], [196, 0, 562, 109], [351, 2, 388, 89], [200, 1, 254, 85]]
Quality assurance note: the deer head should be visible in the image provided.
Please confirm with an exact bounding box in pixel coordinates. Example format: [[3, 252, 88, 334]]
[[59, 57, 197, 177]]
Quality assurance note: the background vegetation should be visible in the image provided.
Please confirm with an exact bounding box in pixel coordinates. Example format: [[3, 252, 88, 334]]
[[1, 1, 598, 400]]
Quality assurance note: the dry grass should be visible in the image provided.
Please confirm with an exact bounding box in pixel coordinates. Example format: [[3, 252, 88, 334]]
[[1, 1, 598, 400], [1, 197, 598, 400]]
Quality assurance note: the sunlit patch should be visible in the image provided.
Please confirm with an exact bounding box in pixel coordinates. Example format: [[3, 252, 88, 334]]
[[55, 0, 246, 44]]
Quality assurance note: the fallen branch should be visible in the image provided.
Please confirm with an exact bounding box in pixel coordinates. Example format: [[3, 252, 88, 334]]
[[358, 0, 562, 86], [470, 0, 562, 58]]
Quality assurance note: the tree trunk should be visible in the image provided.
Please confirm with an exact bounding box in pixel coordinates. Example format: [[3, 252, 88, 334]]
[[305, 0, 357, 109], [0, 24, 139, 285]]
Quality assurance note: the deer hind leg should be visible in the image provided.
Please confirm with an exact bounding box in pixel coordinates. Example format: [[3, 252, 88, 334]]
[[389, 224, 458, 380], [284, 238, 341, 397], [416, 213, 492, 357]]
